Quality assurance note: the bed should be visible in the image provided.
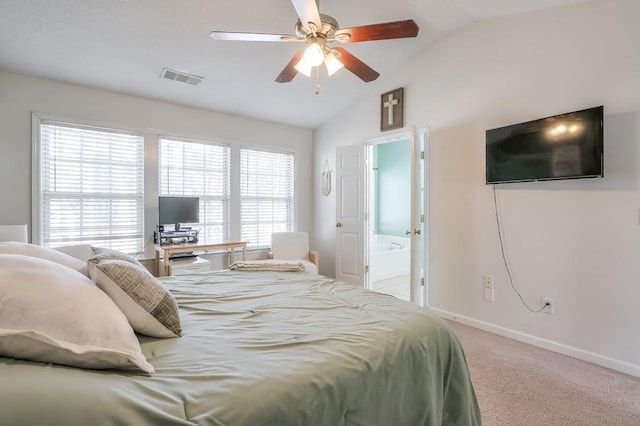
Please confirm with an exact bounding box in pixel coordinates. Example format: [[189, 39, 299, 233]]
[[1, 265, 481, 425]]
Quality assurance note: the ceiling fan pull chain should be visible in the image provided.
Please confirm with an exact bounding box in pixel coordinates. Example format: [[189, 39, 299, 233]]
[[315, 67, 321, 95]]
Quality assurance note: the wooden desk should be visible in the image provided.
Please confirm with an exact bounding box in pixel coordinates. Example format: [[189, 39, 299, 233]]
[[154, 241, 248, 276]]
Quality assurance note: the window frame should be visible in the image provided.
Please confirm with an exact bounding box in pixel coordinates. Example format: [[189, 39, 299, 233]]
[[239, 146, 296, 248], [32, 114, 145, 252], [158, 136, 231, 243]]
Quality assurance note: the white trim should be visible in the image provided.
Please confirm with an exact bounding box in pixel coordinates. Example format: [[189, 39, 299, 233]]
[[31, 113, 42, 244], [430, 308, 640, 378], [367, 129, 411, 146], [229, 146, 241, 241], [158, 134, 232, 149], [421, 126, 430, 308], [239, 143, 296, 157], [143, 132, 159, 259]]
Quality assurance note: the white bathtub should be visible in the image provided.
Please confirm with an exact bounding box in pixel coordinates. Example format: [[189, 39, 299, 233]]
[[369, 235, 411, 282]]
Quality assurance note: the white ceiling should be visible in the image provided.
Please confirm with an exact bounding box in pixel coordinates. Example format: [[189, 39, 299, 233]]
[[0, 0, 592, 129]]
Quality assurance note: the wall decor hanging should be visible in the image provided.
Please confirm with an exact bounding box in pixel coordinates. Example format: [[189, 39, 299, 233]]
[[380, 87, 404, 132], [321, 160, 332, 196]]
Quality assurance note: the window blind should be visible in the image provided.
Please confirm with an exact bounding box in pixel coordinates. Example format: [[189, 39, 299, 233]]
[[39, 121, 144, 253], [159, 138, 230, 242], [240, 149, 294, 247]]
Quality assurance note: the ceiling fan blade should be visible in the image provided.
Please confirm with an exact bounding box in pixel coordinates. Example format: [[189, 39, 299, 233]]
[[275, 50, 305, 83], [209, 31, 299, 42], [334, 20, 419, 43], [333, 47, 379, 82], [290, 0, 322, 32]]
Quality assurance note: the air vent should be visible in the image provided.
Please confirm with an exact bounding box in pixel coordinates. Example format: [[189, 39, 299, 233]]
[[160, 68, 203, 86]]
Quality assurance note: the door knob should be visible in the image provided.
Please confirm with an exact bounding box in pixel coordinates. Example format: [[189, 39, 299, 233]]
[[336, 223, 342, 228], [414, 229, 421, 235], [405, 230, 411, 236]]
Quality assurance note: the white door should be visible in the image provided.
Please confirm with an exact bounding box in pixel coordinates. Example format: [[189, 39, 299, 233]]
[[335, 145, 366, 285], [409, 127, 428, 306]]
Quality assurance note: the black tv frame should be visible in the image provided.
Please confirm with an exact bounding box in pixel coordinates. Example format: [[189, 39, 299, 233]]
[[485, 106, 604, 184], [158, 196, 200, 229]]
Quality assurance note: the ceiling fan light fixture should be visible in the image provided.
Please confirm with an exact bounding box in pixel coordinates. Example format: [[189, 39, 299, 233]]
[[303, 40, 325, 67], [210, 1, 420, 85], [324, 51, 344, 76], [294, 57, 312, 77]]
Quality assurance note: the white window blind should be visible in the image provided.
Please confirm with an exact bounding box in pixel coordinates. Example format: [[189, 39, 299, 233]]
[[159, 138, 230, 242], [240, 148, 294, 247], [38, 121, 144, 253]]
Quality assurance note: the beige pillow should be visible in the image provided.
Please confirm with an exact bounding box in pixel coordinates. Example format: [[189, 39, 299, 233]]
[[0, 241, 88, 276], [0, 254, 153, 373], [90, 246, 144, 267], [89, 259, 182, 338]]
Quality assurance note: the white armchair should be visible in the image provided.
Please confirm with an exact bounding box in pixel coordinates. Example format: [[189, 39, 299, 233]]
[[268, 232, 319, 273], [0, 224, 28, 243]]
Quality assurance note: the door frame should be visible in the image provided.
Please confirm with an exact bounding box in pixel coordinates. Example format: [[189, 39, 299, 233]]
[[364, 126, 428, 306]]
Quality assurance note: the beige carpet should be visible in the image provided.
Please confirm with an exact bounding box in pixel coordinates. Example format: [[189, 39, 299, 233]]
[[447, 320, 640, 426]]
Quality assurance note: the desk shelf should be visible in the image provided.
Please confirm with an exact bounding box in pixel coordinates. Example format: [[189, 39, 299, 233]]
[[154, 230, 198, 246], [159, 256, 211, 276], [154, 241, 247, 277]]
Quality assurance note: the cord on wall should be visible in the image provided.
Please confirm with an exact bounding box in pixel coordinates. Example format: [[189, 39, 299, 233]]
[[493, 185, 548, 313]]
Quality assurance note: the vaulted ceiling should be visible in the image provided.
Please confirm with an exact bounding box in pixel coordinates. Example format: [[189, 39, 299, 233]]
[[0, 0, 593, 129]]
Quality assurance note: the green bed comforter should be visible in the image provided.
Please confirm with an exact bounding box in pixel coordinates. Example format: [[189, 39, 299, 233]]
[[0, 270, 481, 425]]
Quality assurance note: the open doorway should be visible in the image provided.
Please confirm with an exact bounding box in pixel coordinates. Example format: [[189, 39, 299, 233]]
[[334, 127, 427, 306], [367, 138, 412, 301]]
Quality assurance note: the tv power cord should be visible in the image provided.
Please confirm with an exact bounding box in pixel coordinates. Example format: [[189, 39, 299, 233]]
[[493, 185, 552, 314]]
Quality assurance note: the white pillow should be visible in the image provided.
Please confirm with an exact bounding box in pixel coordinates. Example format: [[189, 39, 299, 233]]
[[88, 259, 182, 338], [0, 254, 153, 373], [55, 244, 94, 262], [0, 241, 88, 277]]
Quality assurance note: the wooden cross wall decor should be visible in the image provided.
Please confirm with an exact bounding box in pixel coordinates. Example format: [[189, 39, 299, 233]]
[[380, 87, 404, 132]]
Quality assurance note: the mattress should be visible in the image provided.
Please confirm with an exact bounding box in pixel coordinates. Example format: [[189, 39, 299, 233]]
[[0, 270, 481, 425]]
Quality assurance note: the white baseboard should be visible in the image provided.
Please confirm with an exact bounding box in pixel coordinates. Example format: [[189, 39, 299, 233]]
[[430, 308, 640, 378]]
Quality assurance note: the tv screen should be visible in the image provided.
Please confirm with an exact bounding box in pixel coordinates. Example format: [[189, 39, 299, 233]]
[[159, 196, 200, 226], [486, 106, 603, 184]]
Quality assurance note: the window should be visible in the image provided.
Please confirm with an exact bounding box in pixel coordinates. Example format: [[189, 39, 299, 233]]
[[37, 120, 144, 253], [34, 116, 299, 255], [240, 148, 295, 247], [159, 137, 230, 242]]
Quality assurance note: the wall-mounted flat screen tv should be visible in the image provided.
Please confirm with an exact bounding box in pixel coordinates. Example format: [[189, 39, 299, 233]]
[[159, 196, 200, 226], [486, 106, 603, 184]]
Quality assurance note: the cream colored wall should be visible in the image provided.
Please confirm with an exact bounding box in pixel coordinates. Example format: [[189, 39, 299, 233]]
[[312, 0, 640, 375], [0, 71, 313, 254]]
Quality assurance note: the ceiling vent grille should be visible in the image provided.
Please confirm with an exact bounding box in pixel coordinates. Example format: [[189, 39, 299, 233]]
[[160, 68, 203, 86]]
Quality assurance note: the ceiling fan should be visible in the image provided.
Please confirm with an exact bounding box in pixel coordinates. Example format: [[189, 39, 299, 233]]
[[209, 0, 419, 84]]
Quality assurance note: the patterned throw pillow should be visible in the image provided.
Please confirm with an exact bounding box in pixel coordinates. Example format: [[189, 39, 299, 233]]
[[90, 246, 145, 267], [89, 259, 182, 338]]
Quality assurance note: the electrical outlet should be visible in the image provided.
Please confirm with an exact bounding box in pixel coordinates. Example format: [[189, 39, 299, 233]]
[[484, 287, 494, 302], [483, 274, 494, 289], [542, 297, 554, 315]]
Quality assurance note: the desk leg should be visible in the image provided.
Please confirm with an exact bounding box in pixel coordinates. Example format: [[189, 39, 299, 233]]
[[164, 250, 170, 277]]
